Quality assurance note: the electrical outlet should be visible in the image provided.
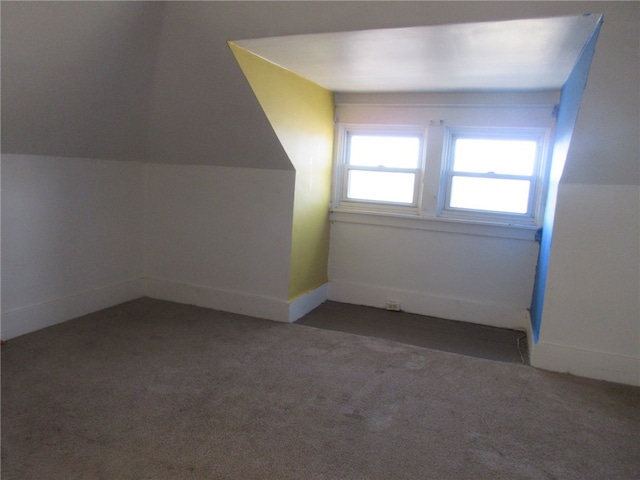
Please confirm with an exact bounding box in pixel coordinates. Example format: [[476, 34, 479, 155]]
[[385, 300, 401, 312]]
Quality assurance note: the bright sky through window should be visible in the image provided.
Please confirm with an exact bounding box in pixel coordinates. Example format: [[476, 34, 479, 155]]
[[349, 135, 420, 168], [450, 177, 531, 213], [346, 134, 420, 204], [453, 139, 537, 175], [449, 138, 538, 214], [348, 171, 415, 203]]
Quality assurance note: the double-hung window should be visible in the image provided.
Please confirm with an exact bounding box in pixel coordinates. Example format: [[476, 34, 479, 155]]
[[332, 103, 554, 229], [441, 128, 549, 224], [336, 125, 426, 212]]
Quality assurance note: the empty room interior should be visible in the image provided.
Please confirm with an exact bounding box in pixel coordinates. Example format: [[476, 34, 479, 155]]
[[1, 1, 639, 478]]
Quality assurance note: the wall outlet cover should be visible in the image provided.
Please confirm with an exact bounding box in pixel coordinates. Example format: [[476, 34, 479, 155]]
[[385, 300, 401, 311]]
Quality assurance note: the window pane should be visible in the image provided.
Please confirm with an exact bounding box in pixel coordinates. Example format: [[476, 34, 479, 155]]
[[347, 171, 415, 204], [453, 138, 537, 176], [349, 135, 420, 169], [450, 176, 530, 214]]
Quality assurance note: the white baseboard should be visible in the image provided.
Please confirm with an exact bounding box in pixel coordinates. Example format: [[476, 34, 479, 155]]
[[1, 279, 145, 340], [144, 277, 291, 322], [288, 283, 328, 323], [1, 278, 327, 340], [530, 341, 640, 387], [328, 280, 529, 330]]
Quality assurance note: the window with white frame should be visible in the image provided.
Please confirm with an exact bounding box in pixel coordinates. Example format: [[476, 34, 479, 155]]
[[333, 111, 553, 227], [440, 128, 549, 223], [336, 125, 426, 212]]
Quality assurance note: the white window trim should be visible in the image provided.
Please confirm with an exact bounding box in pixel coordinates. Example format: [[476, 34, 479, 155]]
[[331, 101, 556, 238], [332, 124, 428, 216], [329, 209, 540, 241], [438, 126, 552, 226]]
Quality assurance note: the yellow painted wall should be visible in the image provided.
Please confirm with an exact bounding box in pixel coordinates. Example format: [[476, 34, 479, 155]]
[[229, 43, 334, 301]]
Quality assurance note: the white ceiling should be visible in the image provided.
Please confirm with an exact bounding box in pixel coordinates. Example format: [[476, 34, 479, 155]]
[[233, 14, 602, 92]]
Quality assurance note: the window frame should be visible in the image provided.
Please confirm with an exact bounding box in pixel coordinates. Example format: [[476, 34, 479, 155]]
[[333, 124, 428, 215], [331, 105, 555, 231], [438, 126, 551, 225]]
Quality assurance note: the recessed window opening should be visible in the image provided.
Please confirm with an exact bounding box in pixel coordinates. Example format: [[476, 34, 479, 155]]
[[333, 116, 551, 226]]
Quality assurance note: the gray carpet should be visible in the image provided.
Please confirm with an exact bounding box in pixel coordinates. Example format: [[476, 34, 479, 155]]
[[297, 301, 528, 364], [2, 298, 639, 479]]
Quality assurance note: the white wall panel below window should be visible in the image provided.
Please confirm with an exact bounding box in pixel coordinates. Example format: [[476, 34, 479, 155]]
[[328, 219, 539, 330]]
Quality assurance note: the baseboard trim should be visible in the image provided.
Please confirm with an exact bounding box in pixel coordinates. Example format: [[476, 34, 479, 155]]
[[530, 341, 640, 386], [327, 280, 529, 330], [144, 277, 290, 322], [1, 279, 328, 340], [288, 284, 328, 323], [1, 279, 145, 340]]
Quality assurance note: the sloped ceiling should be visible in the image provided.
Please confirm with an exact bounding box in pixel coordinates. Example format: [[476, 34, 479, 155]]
[[1, 1, 164, 161], [0, 1, 614, 170]]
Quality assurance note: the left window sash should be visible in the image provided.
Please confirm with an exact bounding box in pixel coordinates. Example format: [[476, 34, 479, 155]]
[[335, 125, 427, 212]]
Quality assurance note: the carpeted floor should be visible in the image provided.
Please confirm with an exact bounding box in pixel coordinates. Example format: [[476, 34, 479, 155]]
[[2, 298, 639, 479], [297, 301, 528, 364]]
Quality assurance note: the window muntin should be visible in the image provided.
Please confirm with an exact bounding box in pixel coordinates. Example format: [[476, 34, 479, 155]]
[[339, 128, 425, 208], [442, 131, 546, 221]]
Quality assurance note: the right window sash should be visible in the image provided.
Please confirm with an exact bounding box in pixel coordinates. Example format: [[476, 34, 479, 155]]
[[441, 127, 550, 224]]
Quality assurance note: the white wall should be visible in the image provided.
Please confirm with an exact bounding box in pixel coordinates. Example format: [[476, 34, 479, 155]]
[[533, 185, 640, 385], [1, 159, 299, 339], [1, 155, 145, 339], [329, 221, 538, 329], [143, 164, 296, 321]]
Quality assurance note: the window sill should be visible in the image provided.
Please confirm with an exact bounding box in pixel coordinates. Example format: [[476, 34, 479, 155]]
[[329, 209, 540, 241]]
